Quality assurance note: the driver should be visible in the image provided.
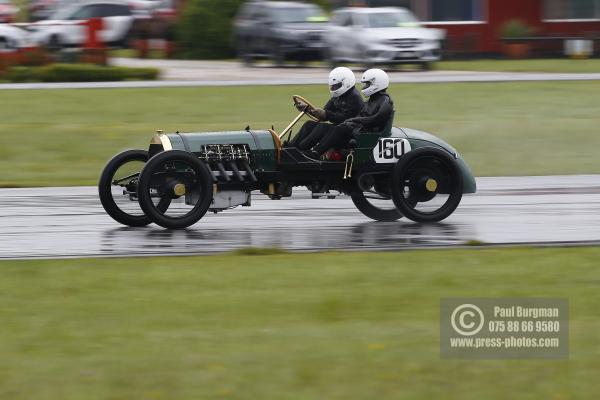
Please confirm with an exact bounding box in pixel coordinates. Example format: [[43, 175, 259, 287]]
[[307, 68, 394, 158], [288, 67, 363, 150]]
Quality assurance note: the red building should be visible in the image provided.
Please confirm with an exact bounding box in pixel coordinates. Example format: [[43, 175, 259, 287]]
[[334, 0, 600, 55]]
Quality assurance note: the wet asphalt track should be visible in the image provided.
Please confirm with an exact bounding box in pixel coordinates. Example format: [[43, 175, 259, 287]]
[[0, 175, 599, 260]]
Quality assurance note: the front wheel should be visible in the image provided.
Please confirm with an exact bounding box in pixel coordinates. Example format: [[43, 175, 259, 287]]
[[391, 148, 463, 223], [98, 149, 171, 227], [137, 150, 213, 229], [0, 38, 9, 50]]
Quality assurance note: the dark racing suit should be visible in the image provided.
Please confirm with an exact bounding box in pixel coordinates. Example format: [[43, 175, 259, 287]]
[[289, 87, 363, 150], [313, 90, 394, 156]]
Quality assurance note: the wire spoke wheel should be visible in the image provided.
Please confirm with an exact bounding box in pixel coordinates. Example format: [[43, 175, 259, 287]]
[[99, 149, 171, 227], [391, 148, 463, 223], [137, 150, 213, 229]]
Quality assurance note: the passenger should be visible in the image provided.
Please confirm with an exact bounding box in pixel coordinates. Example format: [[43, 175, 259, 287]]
[[306, 68, 394, 158], [288, 67, 363, 150]]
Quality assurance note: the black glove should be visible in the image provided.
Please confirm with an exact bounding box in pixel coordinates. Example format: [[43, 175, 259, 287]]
[[312, 108, 326, 121], [295, 101, 309, 112]]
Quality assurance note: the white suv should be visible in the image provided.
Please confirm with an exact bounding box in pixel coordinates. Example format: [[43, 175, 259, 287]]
[[326, 7, 444, 69], [29, 1, 134, 49]]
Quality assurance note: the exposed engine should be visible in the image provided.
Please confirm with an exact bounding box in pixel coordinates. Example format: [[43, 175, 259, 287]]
[[197, 144, 257, 184], [191, 144, 255, 211]]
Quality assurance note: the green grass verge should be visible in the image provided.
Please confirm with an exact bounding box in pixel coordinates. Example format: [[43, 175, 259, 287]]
[[438, 58, 600, 73], [0, 247, 598, 399], [1, 81, 599, 186]]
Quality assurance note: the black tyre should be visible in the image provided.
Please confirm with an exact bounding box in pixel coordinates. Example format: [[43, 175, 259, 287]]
[[391, 148, 463, 223], [325, 47, 338, 68], [351, 173, 403, 222], [99, 149, 171, 227], [351, 191, 402, 221], [419, 61, 433, 71], [137, 150, 213, 229], [0, 38, 9, 50], [47, 35, 62, 52], [272, 42, 285, 67], [238, 38, 254, 66]]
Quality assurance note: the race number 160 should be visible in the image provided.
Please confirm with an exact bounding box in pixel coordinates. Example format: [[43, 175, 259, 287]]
[[374, 138, 411, 163]]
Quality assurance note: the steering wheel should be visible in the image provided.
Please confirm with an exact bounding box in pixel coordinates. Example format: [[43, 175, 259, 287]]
[[292, 95, 320, 122]]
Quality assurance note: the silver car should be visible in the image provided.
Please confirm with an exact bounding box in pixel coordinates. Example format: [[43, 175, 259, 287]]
[[326, 7, 444, 69], [0, 24, 33, 51]]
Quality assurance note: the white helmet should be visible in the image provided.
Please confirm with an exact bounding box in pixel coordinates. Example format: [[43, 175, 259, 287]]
[[360, 68, 390, 97], [328, 67, 356, 98]]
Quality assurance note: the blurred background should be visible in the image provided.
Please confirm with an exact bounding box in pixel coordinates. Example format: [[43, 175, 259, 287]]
[[0, 0, 599, 71]]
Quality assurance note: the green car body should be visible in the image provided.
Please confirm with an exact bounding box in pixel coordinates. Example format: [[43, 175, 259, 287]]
[[152, 126, 476, 194]]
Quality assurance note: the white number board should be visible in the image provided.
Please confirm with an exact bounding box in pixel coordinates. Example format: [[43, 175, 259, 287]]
[[373, 138, 411, 163]]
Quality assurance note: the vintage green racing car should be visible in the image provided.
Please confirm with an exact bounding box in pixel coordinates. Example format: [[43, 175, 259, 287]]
[[99, 95, 476, 229]]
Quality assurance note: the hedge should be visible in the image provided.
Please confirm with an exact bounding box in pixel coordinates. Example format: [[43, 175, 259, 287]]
[[2, 64, 160, 83]]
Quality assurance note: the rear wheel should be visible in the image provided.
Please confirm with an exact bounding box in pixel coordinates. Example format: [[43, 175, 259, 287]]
[[351, 173, 403, 222], [98, 149, 170, 227], [271, 42, 285, 67], [419, 61, 433, 71], [47, 35, 62, 52], [391, 148, 463, 223], [351, 191, 402, 222], [325, 47, 338, 68], [237, 37, 254, 66], [137, 150, 213, 229]]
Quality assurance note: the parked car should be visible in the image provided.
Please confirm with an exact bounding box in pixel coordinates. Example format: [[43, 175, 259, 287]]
[[326, 7, 444, 69], [0, 0, 19, 23], [29, 1, 134, 49], [233, 0, 329, 66], [0, 23, 31, 51]]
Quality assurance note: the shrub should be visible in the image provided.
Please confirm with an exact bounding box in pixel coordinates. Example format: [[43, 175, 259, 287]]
[[3, 63, 159, 83]]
